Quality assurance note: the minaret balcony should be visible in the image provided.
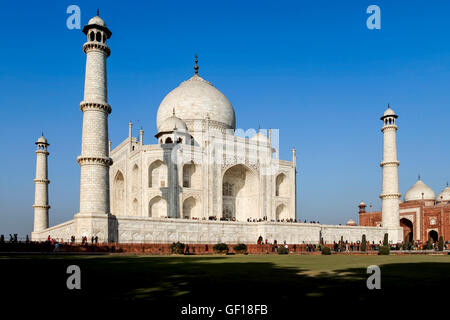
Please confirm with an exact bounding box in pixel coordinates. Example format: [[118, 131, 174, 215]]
[[82, 41, 110, 56]]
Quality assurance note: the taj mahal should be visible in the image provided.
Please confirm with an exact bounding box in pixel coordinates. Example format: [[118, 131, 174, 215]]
[[31, 13, 449, 245]]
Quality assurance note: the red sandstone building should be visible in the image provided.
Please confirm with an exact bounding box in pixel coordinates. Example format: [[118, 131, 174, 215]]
[[359, 179, 450, 242]]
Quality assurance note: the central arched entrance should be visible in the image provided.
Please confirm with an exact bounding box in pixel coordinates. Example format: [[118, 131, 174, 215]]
[[222, 164, 259, 221], [400, 218, 413, 242]]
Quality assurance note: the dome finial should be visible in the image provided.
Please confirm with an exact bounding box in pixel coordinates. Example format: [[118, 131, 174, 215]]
[[97, 8, 99, 16], [173, 108, 176, 116], [418, 174, 421, 181], [194, 54, 199, 74]]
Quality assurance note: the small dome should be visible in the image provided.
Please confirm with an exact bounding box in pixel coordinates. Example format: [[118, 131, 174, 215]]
[[404, 179, 435, 202], [383, 106, 396, 117], [88, 15, 106, 27], [359, 201, 366, 206], [35, 135, 49, 146], [251, 131, 269, 143], [158, 113, 188, 133], [157, 74, 235, 132], [346, 219, 357, 226], [436, 184, 450, 202]]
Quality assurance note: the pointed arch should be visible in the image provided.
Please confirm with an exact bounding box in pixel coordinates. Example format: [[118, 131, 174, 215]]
[[183, 161, 201, 188], [148, 160, 167, 188], [148, 196, 167, 218], [112, 170, 125, 215], [132, 164, 139, 193], [276, 173, 289, 197], [276, 203, 288, 221], [183, 196, 199, 219], [132, 198, 139, 216]]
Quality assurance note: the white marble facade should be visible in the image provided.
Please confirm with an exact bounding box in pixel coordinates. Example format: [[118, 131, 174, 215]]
[[31, 13, 404, 244]]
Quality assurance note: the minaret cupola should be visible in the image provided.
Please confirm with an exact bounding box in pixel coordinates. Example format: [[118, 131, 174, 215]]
[[82, 9, 112, 46]]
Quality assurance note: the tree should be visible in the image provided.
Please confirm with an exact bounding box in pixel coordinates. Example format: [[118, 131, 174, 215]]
[[438, 236, 444, 251], [403, 235, 409, 250], [361, 234, 367, 252], [383, 233, 389, 246], [425, 238, 433, 250]]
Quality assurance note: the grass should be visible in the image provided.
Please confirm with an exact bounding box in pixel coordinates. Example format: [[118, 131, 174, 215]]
[[1, 254, 449, 316]]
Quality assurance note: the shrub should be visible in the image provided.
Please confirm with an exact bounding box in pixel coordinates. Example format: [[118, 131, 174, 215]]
[[425, 239, 433, 250], [361, 234, 367, 252], [233, 243, 248, 254], [321, 246, 331, 255], [378, 245, 390, 255], [438, 236, 444, 251], [277, 245, 288, 254], [383, 233, 389, 246], [170, 241, 185, 254], [213, 243, 229, 254]]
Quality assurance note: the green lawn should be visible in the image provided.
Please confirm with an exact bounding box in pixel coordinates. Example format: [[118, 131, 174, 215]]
[[1, 254, 449, 316]]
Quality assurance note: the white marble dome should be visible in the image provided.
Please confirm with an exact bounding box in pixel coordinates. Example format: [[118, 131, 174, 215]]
[[156, 74, 236, 132], [383, 106, 396, 117], [346, 219, 357, 226], [37, 136, 47, 144], [404, 179, 435, 201], [88, 15, 106, 26], [158, 113, 187, 133], [436, 184, 450, 202]]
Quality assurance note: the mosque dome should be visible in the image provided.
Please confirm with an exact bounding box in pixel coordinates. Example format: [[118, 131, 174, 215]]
[[88, 15, 106, 27], [346, 219, 357, 226], [158, 112, 188, 133], [436, 183, 450, 202], [404, 178, 435, 202], [156, 73, 236, 133]]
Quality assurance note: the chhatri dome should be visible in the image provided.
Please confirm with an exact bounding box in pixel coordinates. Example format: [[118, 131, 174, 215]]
[[157, 110, 188, 133], [156, 56, 236, 132], [36, 135, 48, 145], [88, 15, 106, 26], [383, 105, 397, 117], [437, 182, 450, 202], [404, 177, 435, 201], [87, 9, 106, 27]]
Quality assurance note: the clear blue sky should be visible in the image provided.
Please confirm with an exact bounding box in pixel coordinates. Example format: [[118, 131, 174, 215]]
[[0, 0, 449, 237]]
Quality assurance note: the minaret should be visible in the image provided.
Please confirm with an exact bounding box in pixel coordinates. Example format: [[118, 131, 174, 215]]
[[139, 127, 144, 145], [379, 105, 401, 229], [75, 12, 112, 240], [33, 135, 50, 234]]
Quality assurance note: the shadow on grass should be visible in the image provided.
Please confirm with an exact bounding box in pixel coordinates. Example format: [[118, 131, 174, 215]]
[[0, 255, 448, 317]]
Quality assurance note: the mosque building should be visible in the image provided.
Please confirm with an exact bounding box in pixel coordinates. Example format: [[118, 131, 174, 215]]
[[359, 179, 450, 242]]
